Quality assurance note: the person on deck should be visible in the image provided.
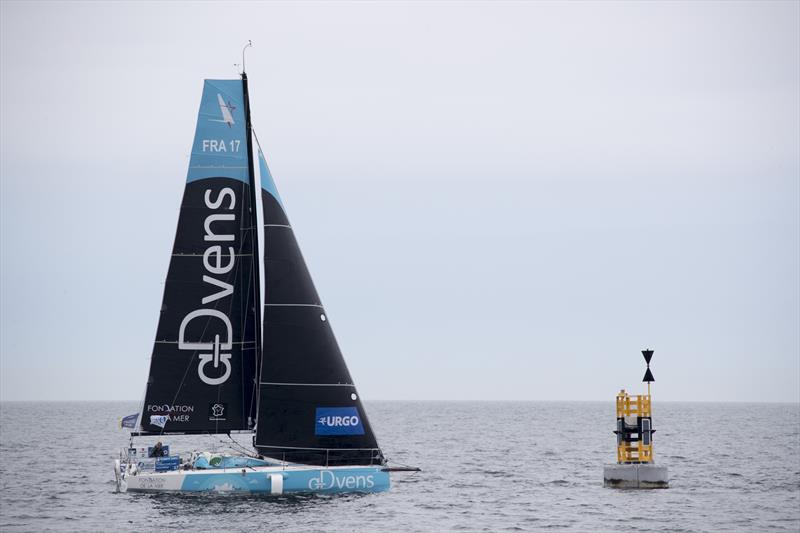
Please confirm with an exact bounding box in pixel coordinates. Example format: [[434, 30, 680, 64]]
[[151, 441, 165, 457]]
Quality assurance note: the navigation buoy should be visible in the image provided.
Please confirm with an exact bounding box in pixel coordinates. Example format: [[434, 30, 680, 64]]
[[603, 349, 669, 489]]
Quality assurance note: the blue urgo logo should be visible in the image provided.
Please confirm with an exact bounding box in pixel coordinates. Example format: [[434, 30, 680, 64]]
[[315, 407, 364, 436]]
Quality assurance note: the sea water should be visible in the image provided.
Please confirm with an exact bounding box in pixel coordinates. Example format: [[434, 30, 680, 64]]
[[0, 401, 798, 532]]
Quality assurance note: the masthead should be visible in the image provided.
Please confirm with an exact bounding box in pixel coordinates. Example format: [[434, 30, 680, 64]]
[[241, 40, 253, 75]]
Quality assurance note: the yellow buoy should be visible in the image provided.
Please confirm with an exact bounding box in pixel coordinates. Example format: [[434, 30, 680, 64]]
[[603, 349, 669, 488]]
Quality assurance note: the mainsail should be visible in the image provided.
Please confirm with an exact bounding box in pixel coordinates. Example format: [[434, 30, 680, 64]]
[[139, 80, 260, 434], [253, 150, 384, 466]]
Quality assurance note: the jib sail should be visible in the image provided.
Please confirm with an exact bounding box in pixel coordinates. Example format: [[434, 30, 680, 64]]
[[253, 149, 384, 466], [140, 79, 260, 434]]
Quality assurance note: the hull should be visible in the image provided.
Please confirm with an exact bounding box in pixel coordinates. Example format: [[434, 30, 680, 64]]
[[121, 464, 390, 495]]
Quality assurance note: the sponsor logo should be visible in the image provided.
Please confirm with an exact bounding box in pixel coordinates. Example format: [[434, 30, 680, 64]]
[[201, 93, 241, 153], [307, 470, 375, 491], [146, 404, 193, 423], [209, 402, 227, 421], [315, 407, 365, 436], [177, 187, 238, 386], [210, 93, 236, 128], [137, 476, 166, 490], [146, 404, 194, 413]]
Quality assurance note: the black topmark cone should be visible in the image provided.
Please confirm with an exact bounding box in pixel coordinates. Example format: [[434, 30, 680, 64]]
[[642, 349, 655, 382]]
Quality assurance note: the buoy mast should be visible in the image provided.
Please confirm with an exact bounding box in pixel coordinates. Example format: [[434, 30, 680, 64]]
[[614, 349, 656, 464]]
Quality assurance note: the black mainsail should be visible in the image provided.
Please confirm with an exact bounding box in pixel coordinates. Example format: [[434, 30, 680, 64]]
[[139, 79, 260, 434]]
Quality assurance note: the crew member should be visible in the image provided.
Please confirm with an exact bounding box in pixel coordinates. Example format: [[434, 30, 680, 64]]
[[151, 441, 165, 457]]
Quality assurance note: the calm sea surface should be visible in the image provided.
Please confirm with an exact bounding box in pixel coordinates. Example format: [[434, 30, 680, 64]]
[[0, 401, 798, 532]]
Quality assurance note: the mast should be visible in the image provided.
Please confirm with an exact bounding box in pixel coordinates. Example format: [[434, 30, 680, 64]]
[[241, 69, 263, 429]]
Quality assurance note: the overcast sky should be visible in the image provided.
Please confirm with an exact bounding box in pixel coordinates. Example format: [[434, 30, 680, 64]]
[[1, 1, 798, 402]]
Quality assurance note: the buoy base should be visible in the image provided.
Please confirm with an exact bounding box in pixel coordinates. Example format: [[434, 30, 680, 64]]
[[603, 464, 669, 489]]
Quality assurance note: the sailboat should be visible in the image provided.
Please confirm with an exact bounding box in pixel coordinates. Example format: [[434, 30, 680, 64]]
[[114, 64, 414, 494]]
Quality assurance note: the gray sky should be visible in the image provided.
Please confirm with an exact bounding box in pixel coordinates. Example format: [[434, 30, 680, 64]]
[[1, 1, 798, 402]]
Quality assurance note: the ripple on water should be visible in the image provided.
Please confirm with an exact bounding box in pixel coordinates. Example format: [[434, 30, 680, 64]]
[[0, 401, 798, 532]]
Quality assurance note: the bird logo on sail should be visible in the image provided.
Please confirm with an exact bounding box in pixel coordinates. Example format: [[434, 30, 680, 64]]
[[209, 93, 236, 127]]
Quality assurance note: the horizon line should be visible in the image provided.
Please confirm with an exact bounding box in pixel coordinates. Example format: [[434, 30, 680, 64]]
[[1, 398, 798, 404]]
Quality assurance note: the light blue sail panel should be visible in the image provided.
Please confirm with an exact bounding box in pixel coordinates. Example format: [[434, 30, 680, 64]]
[[258, 149, 284, 207], [187, 79, 249, 184]]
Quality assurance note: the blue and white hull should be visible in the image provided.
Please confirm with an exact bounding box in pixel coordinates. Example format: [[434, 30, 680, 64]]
[[117, 462, 389, 495]]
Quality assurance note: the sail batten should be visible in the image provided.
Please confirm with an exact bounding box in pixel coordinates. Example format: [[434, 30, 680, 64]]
[[260, 382, 356, 386], [264, 304, 324, 307]]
